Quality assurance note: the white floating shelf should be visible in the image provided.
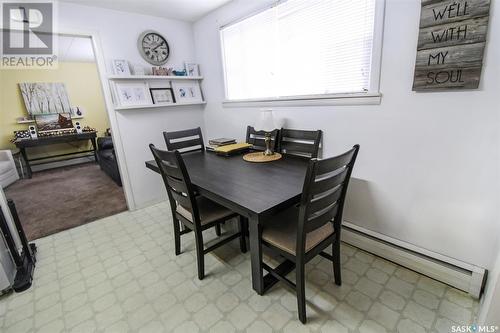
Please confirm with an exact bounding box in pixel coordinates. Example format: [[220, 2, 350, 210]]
[[114, 102, 206, 111], [17, 115, 83, 124], [108, 75, 203, 80]]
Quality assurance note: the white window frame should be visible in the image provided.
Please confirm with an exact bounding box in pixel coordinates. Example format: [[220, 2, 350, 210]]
[[219, 0, 386, 107]]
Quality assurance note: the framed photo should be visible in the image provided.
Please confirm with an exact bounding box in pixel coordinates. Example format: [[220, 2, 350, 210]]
[[171, 81, 203, 103], [150, 88, 176, 104], [132, 64, 145, 75], [112, 59, 131, 75], [184, 63, 200, 76], [115, 82, 152, 106]]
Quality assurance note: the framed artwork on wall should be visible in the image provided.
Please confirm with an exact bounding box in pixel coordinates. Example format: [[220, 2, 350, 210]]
[[171, 81, 203, 104], [150, 88, 175, 104], [115, 82, 152, 106]]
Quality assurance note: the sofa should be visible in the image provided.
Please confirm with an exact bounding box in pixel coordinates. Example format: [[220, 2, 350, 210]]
[[97, 137, 122, 186], [0, 150, 19, 188]]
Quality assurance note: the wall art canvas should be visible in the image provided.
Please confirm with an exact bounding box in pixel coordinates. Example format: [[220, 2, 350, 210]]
[[19, 82, 72, 115], [412, 0, 490, 90]]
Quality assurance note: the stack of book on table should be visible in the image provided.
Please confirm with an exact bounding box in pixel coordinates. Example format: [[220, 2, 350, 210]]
[[206, 138, 236, 151], [206, 138, 252, 156]]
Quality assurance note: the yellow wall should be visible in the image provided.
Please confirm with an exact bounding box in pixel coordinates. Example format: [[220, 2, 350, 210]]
[[0, 61, 109, 157]]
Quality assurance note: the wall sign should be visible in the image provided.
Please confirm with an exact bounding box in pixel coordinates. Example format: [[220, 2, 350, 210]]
[[412, 0, 490, 91]]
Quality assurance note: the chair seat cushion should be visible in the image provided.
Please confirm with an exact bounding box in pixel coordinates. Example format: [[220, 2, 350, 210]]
[[177, 196, 235, 225], [262, 207, 334, 255]]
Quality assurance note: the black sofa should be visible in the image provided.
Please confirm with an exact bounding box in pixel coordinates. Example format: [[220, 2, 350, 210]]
[[97, 137, 122, 186]]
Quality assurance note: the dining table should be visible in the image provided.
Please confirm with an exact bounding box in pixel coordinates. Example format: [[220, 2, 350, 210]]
[[145, 150, 309, 295]]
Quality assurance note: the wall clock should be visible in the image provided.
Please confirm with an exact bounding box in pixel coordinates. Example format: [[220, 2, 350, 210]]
[[138, 30, 170, 66]]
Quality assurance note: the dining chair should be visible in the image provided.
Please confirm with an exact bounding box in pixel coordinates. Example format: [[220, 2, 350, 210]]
[[278, 129, 322, 158], [259, 145, 359, 323], [246, 126, 279, 151], [163, 127, 204, 154], [150, 144, 247, 280], [163, 127, 226, 234]]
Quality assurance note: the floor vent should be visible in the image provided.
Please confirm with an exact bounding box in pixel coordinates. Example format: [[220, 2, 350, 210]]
[[341, 222, 486, 298]]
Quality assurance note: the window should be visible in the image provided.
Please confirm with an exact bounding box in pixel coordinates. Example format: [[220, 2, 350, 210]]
[[220, 0, 381, 103]]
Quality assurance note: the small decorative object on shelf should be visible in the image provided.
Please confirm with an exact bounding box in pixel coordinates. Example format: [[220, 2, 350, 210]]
[[132, 64, 145, 75], [152, 66, 171, 76], [172, 69, 187, 76], [70, 106, 84, 117], [112, 59, 131, 75], [150, 88, 175, 104], [185, 63, 200, 76]]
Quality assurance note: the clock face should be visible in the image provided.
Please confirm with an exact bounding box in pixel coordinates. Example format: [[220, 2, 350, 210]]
[[138, 30, 170, 65]]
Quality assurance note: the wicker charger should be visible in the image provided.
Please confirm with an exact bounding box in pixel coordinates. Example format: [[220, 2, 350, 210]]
[[243, 151, 282, 163]]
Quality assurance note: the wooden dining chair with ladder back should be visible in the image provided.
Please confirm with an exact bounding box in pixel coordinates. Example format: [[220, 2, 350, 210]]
[[278, 129, 322, 159], [258, 144, 359, 323], [163, 127, 224, 236], [150, 144, 247, 280], [246, 126, 279, 152], [163, 127, 205, 153]]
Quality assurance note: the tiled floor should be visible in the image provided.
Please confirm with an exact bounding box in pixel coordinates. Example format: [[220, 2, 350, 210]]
[[0, 202, 478, 332]]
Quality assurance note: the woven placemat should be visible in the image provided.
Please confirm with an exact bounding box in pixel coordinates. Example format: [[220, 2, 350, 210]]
[[243, 152, 282, 163]]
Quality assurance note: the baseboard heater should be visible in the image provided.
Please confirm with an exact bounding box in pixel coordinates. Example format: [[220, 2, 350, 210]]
[[341, 221, 486, 299]]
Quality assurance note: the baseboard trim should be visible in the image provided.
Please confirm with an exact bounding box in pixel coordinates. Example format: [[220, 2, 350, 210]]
[[341, 222, 486, 298]]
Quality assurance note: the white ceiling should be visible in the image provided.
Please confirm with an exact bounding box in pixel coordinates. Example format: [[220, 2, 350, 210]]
[[59, 0, 232, 22]]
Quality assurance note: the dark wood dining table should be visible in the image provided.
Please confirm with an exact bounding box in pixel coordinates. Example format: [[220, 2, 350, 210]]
[[145, 150, 309, 295]]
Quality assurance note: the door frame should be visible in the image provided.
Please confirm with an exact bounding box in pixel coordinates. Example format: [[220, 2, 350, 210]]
[[57, 26, 136, 210]]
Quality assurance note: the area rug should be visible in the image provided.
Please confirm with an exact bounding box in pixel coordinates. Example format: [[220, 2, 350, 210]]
[[4, 163, 127, 240]]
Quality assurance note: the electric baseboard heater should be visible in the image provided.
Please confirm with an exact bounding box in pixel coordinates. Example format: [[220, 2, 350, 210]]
[[341, 222, 486, 298]]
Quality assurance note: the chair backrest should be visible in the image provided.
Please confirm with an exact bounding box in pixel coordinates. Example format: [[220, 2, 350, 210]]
[[278, 129, 322, 158], [149, 144, 201, 225], [246, 126, 279, 151], [163, 127, 204, 153], [297, 145, 360, 253]]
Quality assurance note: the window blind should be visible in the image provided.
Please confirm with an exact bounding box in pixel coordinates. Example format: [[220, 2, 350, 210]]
[[220, 0, 376, 100]]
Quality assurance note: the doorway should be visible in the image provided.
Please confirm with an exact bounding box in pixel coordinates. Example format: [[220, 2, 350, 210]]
[[0, 33, 129, 240]]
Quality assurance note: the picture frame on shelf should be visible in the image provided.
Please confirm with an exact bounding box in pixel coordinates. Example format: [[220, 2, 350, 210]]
[[132, 64, 145, 75], [171, 81, 203, 104], [115, 82, 152, 106], [184, 63, 200, 76], [112, 59, 131, 75], [150, 88, 176, 104]]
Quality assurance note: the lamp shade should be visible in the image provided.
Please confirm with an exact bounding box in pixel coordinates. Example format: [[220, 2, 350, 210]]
[[254, 109, 279, 132]]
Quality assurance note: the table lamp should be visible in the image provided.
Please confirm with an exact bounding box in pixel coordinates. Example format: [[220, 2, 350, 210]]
[[255, 109, 279, 156]]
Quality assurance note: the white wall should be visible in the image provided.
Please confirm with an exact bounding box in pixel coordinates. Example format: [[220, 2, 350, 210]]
[[193, 0, 500, 269], [57, 2, 205, 207]]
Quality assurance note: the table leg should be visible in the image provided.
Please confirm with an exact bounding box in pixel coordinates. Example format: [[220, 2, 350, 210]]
[[249, 215, 264, 295], [90, 138, 98, 162], [20, 148, 32, 178]]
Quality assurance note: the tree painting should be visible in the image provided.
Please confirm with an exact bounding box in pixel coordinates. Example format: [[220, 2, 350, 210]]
[[19, 83, 71, 115]]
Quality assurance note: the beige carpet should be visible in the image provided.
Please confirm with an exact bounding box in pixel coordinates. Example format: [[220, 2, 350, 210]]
[[4, 162, 127, 240]]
